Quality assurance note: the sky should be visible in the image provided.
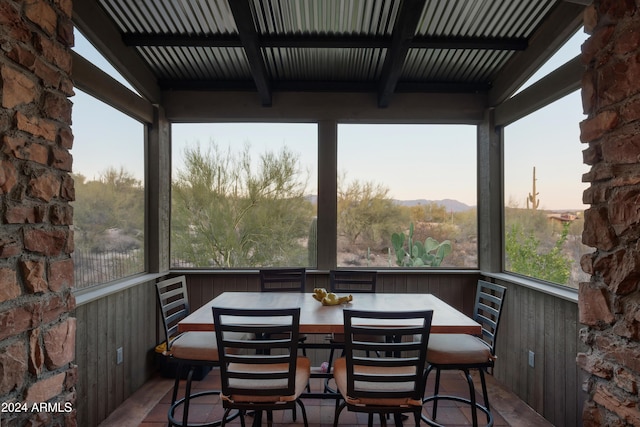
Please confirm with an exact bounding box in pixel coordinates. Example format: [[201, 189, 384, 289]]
[[71, 28, 589, 210]]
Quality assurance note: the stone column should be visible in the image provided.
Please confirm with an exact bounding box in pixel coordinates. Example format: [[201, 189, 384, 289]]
[[0, 0, 77, 425], [578, 1, 640, 425]]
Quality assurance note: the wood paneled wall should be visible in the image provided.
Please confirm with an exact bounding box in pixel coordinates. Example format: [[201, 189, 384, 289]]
[[75, 280, 158, 427], [491, 278, 586, 427]]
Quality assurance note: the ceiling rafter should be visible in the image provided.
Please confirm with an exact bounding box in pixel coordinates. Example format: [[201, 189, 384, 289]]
[[377, 0, 428, 108], [227, 0, 272, 107], [122, 33, 528, 51]]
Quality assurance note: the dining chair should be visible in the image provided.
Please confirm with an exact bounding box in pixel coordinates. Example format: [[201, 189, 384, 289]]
[[212, 306, 311, 427], [156, 276, 233, 427], [259, 267, 306, 292], [332, 308, 434, 427], [324, 270, 380, 392], [423, 280, 507, 427], [259, 268, 308, 356]]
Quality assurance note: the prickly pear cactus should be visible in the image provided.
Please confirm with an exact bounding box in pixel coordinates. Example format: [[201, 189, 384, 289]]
[[391, 223, 452, 267]]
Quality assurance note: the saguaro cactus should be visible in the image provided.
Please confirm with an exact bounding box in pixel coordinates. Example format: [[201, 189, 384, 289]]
[[527, 166, 540, 210]]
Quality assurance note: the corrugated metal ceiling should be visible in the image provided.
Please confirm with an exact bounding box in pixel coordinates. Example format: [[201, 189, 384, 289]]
[[91, 0, 579, 107]]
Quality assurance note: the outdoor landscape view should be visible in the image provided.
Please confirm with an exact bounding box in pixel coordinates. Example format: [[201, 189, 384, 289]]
[[70, 28, 589, 290]]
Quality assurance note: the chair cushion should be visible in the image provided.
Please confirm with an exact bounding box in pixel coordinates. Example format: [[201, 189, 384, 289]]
[[170, 331, 254, 361], [333, 357, 422, 407], [170, 331, 219, 361], [223, 356, 311, 403], [427, 334, 493, 365]]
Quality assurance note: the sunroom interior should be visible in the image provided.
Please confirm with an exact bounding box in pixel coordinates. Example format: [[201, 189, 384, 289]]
[[71, 0, 588, 426], [5, 0, 634, 426]]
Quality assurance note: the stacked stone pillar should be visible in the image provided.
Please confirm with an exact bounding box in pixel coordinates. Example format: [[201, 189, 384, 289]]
[[579, 1, 640, 425], [0, 0, 76, 426]]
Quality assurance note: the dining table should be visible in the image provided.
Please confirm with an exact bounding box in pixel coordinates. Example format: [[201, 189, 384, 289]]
[[178, 291, 481, 335]]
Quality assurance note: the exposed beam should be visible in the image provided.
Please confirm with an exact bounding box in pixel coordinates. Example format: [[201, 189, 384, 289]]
[[72, 52, 154, 124], [158, 79, 490, 94], [162, 91, 487, 124], [72, 0, 161, 103], [488, 2, 585, 105], [123, 33, 527, 51], [228, 0, 272, 107], [494, 55, 583, 127], [377, 0, 427, 108]]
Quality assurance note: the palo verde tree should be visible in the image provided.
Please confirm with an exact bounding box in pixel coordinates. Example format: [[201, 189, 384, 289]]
[[171, 143, 314, 267]]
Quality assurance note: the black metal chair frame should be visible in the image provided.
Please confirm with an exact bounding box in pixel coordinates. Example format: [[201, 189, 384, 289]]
[[259, 268, 308, 358], [212, 306, 309, 427], [422, 280, 507, 427], [333, 308, 433, 427], [259, 267, 306, 292], [324, 270, 378, 392], [156, 276, 237, 427]]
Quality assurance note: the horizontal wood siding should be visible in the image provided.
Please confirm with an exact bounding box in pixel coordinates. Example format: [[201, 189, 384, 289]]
[[75, 279, 158, 427], [491, 278, 587, 427]]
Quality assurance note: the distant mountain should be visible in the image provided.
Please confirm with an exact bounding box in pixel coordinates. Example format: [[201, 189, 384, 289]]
[[394, 199, 474, 212], [305, 195, 473, 212]]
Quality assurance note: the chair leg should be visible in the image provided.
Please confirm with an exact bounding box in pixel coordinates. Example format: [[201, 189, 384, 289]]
[[170, 362, 183, 405], [463, 368, 479, 427], [333, 401, 346, 427], [297, 398, 309, 427], [432, 367, 442, 420], [479, 368, 491, 424], [181, 367, 195, 427], [393, 413, 403, 427], [413, 409, 421, 427]]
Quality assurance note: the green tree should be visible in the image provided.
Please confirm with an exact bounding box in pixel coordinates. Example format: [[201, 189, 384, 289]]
[[337, 178, 404, 248], [505, 222, 572, 284], [171, 143, 314, 267]]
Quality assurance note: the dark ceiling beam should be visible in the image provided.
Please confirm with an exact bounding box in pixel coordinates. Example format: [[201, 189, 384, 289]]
[[73, 0, 161, 103], [162, 91, 487, 124], [72, 52, 154, 124], [228, 0, 272, 107], [123, 33, 527, 51], [377, 0, 428, 108], [494, 55, 582, 127], [159, 79, 490, 94], [488, 1, 585, 105]]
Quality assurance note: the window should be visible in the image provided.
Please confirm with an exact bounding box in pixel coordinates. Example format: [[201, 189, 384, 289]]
[[337, 124, 478, 268], [71, 32, 145, 289], [70, 91, 145, 289], [503, 91, 589, 288], [170, 123, 318, 268], [502, 29, 589, 289]]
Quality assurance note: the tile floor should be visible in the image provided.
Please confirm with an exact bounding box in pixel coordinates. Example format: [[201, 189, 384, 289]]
[[130, 369, 552, 427]]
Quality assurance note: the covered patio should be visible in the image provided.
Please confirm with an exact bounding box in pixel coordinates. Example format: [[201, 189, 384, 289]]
[[0, 0, 637, 426]]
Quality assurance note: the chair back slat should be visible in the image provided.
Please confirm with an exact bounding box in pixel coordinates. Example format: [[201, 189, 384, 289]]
[[213, 307, 301, 398], [330, 270, 377, 293], [473, 280, 507, 353], [260, 268, 306, 292], [343, 308, 433, 402], [156, 276, 190, 347]]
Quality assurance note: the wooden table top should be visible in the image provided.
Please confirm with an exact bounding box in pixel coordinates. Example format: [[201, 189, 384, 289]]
[[179, 292, 481, 335]]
